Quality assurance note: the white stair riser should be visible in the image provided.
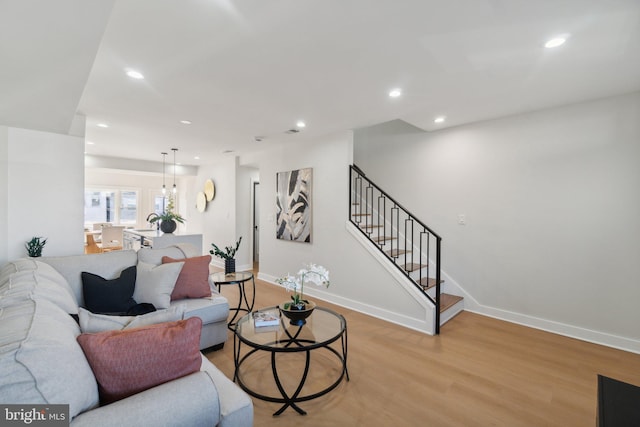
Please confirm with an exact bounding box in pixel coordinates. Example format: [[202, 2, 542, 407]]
[[440, 299, 465, 325]]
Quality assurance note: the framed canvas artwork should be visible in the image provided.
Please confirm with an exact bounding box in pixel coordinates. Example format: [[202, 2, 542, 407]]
[[276, 168, 312, 243]]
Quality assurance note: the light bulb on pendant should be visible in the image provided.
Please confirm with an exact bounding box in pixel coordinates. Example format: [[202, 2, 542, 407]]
[[171, 148, 178, 195], [161, 152, 167, 194]]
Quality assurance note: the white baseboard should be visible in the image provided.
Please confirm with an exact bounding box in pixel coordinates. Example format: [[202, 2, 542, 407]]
[[433, 257, 640, 353], [465, 304, 640, 354]]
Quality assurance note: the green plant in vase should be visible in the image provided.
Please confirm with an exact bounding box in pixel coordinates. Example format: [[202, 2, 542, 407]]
[[25, 236, 47, 257], [210, 236, 242, 274], [147, 193, 184, 233]]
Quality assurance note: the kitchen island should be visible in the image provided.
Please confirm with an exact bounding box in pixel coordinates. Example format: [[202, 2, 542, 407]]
[[123, 229, 203, 253]]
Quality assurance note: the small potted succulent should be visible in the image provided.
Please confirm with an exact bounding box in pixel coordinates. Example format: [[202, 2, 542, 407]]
[[25, 236, 47, 257], [276, 263, 330, 325], [147, 193, 184, 233], [210, 236, 242, 275]]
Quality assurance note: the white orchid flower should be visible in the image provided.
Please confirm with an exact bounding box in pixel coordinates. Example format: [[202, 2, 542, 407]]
[[276, 264, 331, 308]]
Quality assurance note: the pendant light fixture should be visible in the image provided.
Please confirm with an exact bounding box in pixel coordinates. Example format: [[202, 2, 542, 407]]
[[161, 152, 168, 194], [171, 148, 178, 194]]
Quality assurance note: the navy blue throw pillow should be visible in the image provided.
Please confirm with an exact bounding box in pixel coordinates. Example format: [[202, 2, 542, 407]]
[[81, 266, 137, 315], [126, 303, 157, 316]]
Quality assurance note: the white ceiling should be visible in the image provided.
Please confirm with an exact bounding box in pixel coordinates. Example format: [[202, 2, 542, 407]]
[[2, 0, 639, 166]]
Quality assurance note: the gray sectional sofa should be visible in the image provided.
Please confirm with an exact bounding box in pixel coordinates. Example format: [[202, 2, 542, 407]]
[[41, 245, 229, 351], [0, 245, 253, 426]]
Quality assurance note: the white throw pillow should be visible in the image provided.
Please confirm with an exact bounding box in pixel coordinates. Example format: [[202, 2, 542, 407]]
[[78, 304, 187, 333], [133, 261, 184, 309]]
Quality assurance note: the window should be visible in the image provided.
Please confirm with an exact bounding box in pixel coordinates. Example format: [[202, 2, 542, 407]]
[[84, 190, 116, 223], [154, 195, 166, 215], [85, 189, 139, 225], [119, 191, 138, 224]]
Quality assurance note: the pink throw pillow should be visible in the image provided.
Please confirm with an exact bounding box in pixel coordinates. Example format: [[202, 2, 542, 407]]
[[77, 317, 202, 404], [162, 255, 212, 300]]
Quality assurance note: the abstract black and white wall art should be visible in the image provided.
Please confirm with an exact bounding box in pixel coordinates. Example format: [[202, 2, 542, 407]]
[[276, 167, 312, 242]]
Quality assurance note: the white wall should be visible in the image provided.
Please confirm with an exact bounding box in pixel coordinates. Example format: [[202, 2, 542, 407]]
[[354, 92, 640, 352], [187, 158, 256, 269], [190, 157, 238, 262], [1, 127, 85, 263], [253, 132, 428, 328]]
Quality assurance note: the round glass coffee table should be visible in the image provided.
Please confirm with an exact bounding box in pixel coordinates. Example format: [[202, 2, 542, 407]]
[[233, 305, 349, 415]]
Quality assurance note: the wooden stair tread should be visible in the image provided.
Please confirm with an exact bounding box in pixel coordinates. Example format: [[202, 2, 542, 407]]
[[386, 249, 411, 257], [418, 277, 443, 290], [352, 213, 371, 217], [440, 293, 463, 312], [360, 224, 383, 229], [371, 236, 396, 243], [403, 263, 427, 272]]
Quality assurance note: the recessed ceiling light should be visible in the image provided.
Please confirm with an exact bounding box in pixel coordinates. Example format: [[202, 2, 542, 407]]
[[194, 156, 200, 160], [97, 123, 109, 128], [434, 116, 446, 124], [126, 70, 144, 79], [544, 35, 568, 48], [389, 89, 402, 98], [86, 141, 94, 145], [296, 121, 306, 128], [180, 120, 192, 125]]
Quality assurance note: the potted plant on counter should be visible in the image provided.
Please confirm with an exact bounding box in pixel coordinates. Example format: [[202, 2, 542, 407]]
[[210, 236, 242, 275], [147, 194, 184, 234]]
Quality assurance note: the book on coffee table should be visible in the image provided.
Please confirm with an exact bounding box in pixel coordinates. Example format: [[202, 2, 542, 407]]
[[253, 309, 280, 327]]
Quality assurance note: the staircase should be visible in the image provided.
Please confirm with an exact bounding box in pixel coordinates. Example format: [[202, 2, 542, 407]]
[[349, 165, 463, 333]]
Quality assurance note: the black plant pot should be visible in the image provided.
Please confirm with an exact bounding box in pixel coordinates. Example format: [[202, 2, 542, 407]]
[[225, 258, 236, 275], [280, 301, 316, 326], [160, 219, 177, 234]]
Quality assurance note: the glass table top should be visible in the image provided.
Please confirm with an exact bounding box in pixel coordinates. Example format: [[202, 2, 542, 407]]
[[210, 271, 253, 283], [235, 305, 346, 351]]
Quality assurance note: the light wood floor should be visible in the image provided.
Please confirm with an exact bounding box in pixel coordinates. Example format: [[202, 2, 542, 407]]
[[205, 276, 640, 426]]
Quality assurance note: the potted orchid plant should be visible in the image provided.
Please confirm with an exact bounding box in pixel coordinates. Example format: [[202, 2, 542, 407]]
[[276, 264, 330, 324]]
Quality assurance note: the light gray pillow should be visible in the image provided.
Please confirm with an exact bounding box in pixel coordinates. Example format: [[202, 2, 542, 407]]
[[78, 304, 187, 334], [133, 261, 184, 309]]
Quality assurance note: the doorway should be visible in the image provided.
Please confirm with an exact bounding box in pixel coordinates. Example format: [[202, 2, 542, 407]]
[[253, 181, 260, 269]]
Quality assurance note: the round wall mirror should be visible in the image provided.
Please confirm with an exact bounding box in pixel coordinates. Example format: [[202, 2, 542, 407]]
[[204, 179, 215, 201], [196, 191, 207, 213]]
